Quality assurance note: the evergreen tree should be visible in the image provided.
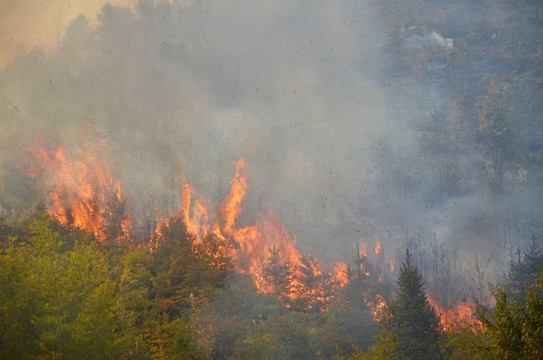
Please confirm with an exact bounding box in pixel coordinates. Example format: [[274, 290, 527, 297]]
[[101, 189, 131, 249], [381, 249, 444, 360], [321, 244, 379, 358], [508, 236, 543, 302], [262, 245, 291, 299], [477, 254, 543, 359]]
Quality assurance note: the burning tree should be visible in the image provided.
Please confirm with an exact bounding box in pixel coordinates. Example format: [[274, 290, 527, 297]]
[[24, 139, 133, 247]]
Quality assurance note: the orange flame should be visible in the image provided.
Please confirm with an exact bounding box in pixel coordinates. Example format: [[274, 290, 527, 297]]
[[369, 294, 387, 321], [220, 158, 249, 234], [427, 296, 482, 331], [331, 262, 349, 287], [181, 184, 194, 235], [25, 140, 132, 245], [25, 142, 354, 311], [374, 240, 382, 259], [178, 184, 210, 244], [26, 141, 490, 327], [360, 243, 367, 257], [170, 158, 334, 308]]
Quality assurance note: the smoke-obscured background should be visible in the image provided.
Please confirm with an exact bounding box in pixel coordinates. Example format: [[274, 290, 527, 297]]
[[1, 0, 542, 276]]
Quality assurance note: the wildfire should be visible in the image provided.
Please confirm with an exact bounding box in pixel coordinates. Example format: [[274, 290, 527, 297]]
[[368, 294, 387, 321], [174, 158, 327, 305], [181, 184, 210, 242], [374, 240, 382, 259], [24, 139, 132, 245], [24, 139, 414, 316], [427, 296, 482, 331], [360, 242, 367, 257], [331, 262, 349, 287]]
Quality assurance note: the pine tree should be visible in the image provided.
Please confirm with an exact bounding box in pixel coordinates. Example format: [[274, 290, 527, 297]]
[[262, 245, 291, 299], [322, 244, 379, 357], [522, 237, 543, 285], [508, 236, 543, 302], [478, 270, 543, 360], [382, 249, 444, 360]]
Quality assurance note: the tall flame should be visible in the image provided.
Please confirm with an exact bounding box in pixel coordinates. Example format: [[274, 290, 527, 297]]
[[374, 239, 382, 259], [331, 262, 349, 287], [24, 138, 381, 312], [173, 158, 334, 308], [25, 139, 132, 245], [220, 158, 249, 234]]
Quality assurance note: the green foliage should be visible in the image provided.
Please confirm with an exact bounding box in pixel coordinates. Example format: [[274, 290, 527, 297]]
[[262, 244, 291, 299], [377, 249, 445, 360], [477, 269, 543, 360], [151, 319, 208, 360], [523, 273, 543, 358], [288, 253, 338, 312], [478, 79, 516, 153], [357, 332, 404, 360], [508, 236, 543, 302], [477, 77, 518, 189], [0, 213, 124, 359], [101, 189, 131, 250], [444, 325, 493, 360], [232, 311, 318, 360], [319, 245, 380, 358], [6, 209, 543, 360], [190, 274, 281, 360]]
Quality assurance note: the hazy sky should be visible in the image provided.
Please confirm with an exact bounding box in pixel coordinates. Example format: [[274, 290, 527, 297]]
[[0, 0, 141, 69]]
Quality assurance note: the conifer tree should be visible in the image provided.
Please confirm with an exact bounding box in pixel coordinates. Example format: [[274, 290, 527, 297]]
[[262, 244, 291, 298], [508, 236, 543, 302], [382, 249, 444, 360], [477, 244, 543, 360]]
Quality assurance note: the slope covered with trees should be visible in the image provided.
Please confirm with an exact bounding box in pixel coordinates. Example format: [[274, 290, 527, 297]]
[[1, 207, 542, 359], [1, 0, 543, 359]]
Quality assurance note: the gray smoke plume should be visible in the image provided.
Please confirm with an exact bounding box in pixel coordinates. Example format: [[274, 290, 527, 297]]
[[0, 0, 541, 280]]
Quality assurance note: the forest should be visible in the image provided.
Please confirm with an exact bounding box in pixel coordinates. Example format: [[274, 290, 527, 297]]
[[0, 205, 542, 359], [1, 0, 543, 358]]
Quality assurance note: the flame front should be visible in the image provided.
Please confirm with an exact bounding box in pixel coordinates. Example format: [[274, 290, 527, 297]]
[[25, 141, 487, 327], [24, 139, 387, 312]]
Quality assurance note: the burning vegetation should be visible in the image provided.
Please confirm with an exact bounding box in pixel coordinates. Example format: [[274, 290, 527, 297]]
[[23, 141, 365, 312], [2, 0, 543, 358], [24, 138, 133, 246], [4, 138, 539, 360], [0, 140, 541, 358]]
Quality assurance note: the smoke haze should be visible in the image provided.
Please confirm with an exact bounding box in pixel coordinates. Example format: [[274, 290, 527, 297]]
[[1, 0, 542, 273]]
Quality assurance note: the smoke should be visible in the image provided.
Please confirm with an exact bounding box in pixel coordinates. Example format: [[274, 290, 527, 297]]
[[408, 31, 454, 49], [0, 0, 386, 254], [0, 0, 541, 273], [0, 0, 136, 69]]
